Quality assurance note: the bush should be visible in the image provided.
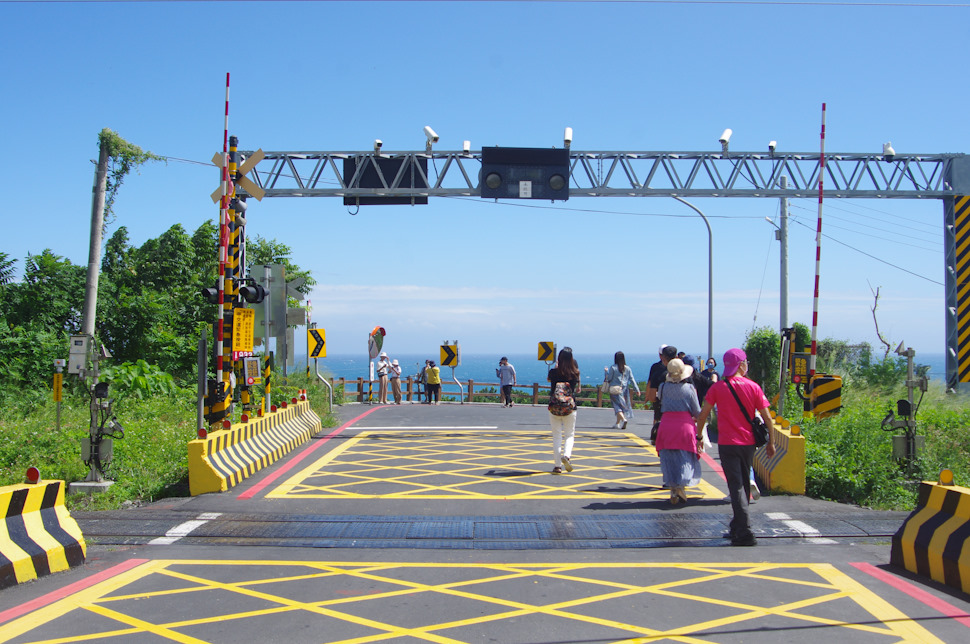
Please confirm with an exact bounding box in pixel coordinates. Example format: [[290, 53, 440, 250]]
[[0, 372, 339, 510], [801, 396, 915, 509], [100, 359, 182, 400]]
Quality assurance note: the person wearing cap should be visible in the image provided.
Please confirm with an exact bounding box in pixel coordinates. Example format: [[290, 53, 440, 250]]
[[496, 357, 517, 407], [646, 345, 678, 441], [696, 348, 776, 546], [389, 359, 403, 404], [376, 352, 391, 404], [425, 360, 441, 404], [655, 358, 702, 505]]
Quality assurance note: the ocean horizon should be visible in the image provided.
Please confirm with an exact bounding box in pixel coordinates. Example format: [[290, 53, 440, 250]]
[[296, 352, 948, 386]]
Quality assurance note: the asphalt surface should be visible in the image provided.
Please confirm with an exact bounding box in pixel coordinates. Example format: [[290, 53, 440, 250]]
[[2, 402, 969, 644]]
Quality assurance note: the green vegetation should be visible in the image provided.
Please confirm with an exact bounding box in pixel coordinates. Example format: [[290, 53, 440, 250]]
[[0, 374, 337, 511], [744, 326, 970, 510], [0, 129, 327, 510]]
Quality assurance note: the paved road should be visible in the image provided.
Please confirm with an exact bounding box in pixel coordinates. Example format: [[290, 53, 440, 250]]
[[2, 402, 968, 643]]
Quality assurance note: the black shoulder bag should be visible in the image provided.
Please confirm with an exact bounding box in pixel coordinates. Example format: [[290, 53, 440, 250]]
[[725, 380, 769, 448]]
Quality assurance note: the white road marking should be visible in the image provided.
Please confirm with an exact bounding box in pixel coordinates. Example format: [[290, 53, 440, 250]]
[[149, 512, 222, 545], [766, 512, 837, 544]]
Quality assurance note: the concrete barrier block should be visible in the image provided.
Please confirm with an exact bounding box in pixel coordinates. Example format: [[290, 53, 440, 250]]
[[0, 480, 86, 590], [189, 399, 321, 496], [753, 412, 806, 495], [891, 481, 970, 594]]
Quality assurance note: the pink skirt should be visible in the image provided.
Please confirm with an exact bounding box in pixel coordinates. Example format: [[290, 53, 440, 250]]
[[655, 411, 699, 455]]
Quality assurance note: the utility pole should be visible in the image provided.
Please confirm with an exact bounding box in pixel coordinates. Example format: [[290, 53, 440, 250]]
[[779, 175, 790, 330], [81, 137, 109, 337]]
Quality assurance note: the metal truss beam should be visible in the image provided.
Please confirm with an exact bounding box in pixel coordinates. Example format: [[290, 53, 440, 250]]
[[239, 150, 966, 200]]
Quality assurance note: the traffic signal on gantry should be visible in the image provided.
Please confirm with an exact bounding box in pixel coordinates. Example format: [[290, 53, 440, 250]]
[[480, 147, 570, 201]]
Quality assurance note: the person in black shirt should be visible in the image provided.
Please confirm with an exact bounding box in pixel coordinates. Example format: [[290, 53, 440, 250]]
[[646, 345, 677, 443], [547, 347, 580, 474]]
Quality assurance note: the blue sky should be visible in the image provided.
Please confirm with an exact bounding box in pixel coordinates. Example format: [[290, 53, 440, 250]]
[[2, 0, 966, 361]]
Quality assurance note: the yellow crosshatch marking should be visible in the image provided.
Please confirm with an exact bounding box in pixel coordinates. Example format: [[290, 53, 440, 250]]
[[0, 560, 942, 644], [266, 430, 723, 500]]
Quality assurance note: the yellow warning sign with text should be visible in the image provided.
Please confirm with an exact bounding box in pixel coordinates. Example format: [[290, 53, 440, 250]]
[[233, 308, 255, 359]]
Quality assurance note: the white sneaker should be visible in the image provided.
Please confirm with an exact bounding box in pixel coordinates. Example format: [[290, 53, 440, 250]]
[[750, 479, 761, 501]]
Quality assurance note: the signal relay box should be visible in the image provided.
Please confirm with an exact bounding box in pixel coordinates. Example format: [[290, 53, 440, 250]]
[[67, 335, 91, 374]]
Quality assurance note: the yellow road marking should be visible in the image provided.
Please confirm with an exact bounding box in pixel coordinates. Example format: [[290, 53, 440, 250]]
[[268, 430, 723, 500], [0, 561, 942, 644]]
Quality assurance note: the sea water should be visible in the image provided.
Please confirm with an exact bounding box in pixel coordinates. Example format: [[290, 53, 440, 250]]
[[303, 352, 948, 386]]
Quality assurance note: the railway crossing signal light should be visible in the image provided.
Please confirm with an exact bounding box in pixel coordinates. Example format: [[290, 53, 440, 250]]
[[239, 282, 266, 304], [201, 285, 219, 304], [480, 147, 570, 201]]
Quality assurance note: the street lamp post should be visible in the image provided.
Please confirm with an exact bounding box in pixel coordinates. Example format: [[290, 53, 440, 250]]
[[672, 197, 713, 362], [765, 175, 791, 331]]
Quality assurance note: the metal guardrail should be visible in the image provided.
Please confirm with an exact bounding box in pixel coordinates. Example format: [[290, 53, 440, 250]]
[[332, 377, 621, 408]]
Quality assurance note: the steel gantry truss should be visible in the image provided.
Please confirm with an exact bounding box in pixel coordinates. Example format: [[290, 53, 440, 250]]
[[238, 148, 970, 390], [239, 149, 966, 199]]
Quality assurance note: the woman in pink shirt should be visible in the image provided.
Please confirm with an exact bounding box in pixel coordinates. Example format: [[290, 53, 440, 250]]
[[696, 348, 776, 546]]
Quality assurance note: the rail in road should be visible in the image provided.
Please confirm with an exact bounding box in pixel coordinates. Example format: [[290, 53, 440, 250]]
[[3, 403, 970, 644]]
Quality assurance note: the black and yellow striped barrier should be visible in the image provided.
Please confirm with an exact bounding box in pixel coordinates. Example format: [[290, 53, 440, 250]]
[[810, 374, 842, 418], [891, 475, 970, 594], [753, 412, 805, 495], [188, 399, 321, 495], [0, 480, 86, 590]]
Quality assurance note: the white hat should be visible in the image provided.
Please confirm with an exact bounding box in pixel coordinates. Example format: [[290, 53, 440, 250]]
[[658, 344, 668, 354], [380, 352, 387, 357], [391, 359, 399, 366]]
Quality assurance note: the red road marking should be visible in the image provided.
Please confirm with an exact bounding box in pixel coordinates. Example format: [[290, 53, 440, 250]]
[[851, 561, 970, 629], [700, 449, 725, 481], [0, 559, 149, 625], [236, 406, 382, 500]]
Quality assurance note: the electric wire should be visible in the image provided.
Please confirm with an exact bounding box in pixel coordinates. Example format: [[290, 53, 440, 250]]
[[4, 1, 966, 6], [790, 218, 942, 285], [790, 201, 938, 239], [750, 224, 776, 333], [789, 204, 939, 252]]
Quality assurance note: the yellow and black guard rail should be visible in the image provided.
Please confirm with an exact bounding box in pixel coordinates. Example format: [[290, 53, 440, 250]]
[[189, 398, 322, 495], [0, 480, 86, 590]]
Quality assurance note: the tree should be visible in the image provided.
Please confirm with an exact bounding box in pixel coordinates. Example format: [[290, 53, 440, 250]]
[[744, 326, 781, 397], [245, 235, 316, 298], [97, 128, 163, 227], [0, 250, 85, 390], [98, 222, 214, 379], [0, 252, 15, 287], [3, 250, 85, 333]]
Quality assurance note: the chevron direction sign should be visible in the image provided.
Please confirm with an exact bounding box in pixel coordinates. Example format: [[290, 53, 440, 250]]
[[308, 328, 326, 358], [440, 344, 460, 367], [538, 341, 555, 362]]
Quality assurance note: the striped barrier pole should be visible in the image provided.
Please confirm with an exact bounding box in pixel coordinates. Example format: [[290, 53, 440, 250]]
[[809, 102, 826, 380]]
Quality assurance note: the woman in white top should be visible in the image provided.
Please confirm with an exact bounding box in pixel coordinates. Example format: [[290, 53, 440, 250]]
[[376, 352, 391, 404], [389, 359, 403, 404]]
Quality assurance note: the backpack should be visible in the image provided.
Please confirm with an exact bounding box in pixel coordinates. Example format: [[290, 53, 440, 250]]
[[548, 381, 577, 416]]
